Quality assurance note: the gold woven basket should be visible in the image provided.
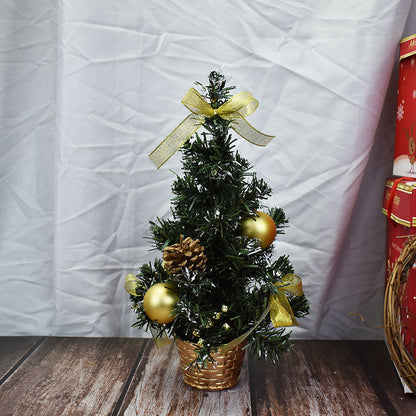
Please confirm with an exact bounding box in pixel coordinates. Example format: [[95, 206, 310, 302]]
[[176, 339, 246, 391], [384, 235, 416, 394]]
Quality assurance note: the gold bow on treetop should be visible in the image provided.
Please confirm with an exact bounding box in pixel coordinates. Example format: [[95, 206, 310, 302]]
[[149, 87, 275, 168], [269, 274, 303, 327]]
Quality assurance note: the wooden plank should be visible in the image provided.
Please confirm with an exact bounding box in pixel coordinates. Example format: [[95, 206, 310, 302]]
[[118, 340, 252, 416], [0, 337, 145, 416], [2, 338, 412, 416], [0, 337, 43, 382], [250, 340, 389, 416], [354, 340, 416, 416]]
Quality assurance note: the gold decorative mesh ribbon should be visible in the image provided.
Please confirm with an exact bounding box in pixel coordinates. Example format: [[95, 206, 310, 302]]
[[269, 273, 303, 328], [125, 272, 302, 351], [124, 273, 139, 295], [220, 303, 272, 353], [149, 327, 171, 349], [221, 274, 303, 352], [149, 87, 275, 168]]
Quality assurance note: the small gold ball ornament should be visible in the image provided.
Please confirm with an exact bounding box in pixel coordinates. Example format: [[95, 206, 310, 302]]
[[239, 211, 277, 249], [142, 283, 179, 324], [213, 312, 221, 320], [205, 319, 213, 328], [197, 338, 204, 346]]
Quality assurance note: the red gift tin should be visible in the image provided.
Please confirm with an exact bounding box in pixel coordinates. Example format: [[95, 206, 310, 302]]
[[383, 177, 416, 362], [393, 34, 416, 177]]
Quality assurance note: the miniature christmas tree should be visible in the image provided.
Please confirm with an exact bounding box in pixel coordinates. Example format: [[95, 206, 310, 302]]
[[126, 71, 309, 368]]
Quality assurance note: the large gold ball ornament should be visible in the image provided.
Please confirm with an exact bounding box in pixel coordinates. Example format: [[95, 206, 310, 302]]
[[239, 211, 277, 249], [142, 283, 179, 324]]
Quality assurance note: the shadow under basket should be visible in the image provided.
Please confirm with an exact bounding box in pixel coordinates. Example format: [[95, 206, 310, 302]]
[[176, 339, 246, 391]]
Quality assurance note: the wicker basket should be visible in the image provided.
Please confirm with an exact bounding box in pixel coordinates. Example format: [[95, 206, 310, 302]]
[[384, 235, 416, 394], [176, 339, 246, 391]]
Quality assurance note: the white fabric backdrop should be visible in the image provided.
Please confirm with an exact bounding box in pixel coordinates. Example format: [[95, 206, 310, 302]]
[[0, 0, 414, 338]]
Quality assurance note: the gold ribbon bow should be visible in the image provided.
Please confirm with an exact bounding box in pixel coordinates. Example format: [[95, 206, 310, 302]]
[[222, 274, 303, 352], [149, 87, 275, 168], [270, 274, 303, 327], [124, 273, 139, 295]]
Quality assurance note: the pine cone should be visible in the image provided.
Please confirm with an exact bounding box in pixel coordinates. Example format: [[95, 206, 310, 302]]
[[163, 235, 207, 274]]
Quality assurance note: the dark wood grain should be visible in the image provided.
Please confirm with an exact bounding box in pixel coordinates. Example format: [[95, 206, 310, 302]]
[[0, 336, 43, 382], [0, 337, 145, 416], [250, 340, 390, 416], [117, 340, 252, 416], [354, 340, 416, 416]]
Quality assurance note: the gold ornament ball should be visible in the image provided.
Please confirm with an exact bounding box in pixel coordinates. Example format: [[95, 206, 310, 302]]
[[142, 283, 179, 324], [239, 211, 277, 249]]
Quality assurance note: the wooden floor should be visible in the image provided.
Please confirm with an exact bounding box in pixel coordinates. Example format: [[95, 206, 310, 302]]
[[0, 337, 415, 416]]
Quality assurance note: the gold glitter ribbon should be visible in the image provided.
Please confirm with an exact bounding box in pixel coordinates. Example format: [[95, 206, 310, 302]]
[[220, 303, 272, 352], [150, 327, 171, 349], [124, 274, 171, 348], [221, 274, 303, 352], [124, 273, 139, 295], [125, 272, 302, 351], [270, 273, 303, 327], [149, 87, 275, 168]]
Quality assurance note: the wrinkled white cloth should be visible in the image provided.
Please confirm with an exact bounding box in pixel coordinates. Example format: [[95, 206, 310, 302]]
[[0, 0, 414, 338]]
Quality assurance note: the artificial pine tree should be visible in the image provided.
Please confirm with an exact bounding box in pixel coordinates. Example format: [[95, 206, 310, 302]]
[[127, 71, 309, 369]]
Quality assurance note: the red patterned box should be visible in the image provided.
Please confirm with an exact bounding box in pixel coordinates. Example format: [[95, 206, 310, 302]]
[[393, 34, 416, 177], [383, 177, 416, 362]]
